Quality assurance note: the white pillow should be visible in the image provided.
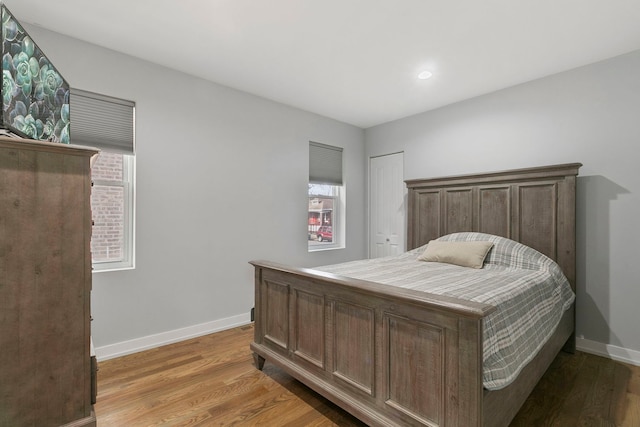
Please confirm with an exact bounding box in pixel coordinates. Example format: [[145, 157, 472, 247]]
[[418, 240, 494, 269]]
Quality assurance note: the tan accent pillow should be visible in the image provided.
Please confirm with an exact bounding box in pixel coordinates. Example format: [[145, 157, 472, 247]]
[[418, 240, 494, 269]]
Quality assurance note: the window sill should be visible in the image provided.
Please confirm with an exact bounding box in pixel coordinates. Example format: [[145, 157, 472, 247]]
[[92, 265, 135, 273], [308, 244, 345, 253]]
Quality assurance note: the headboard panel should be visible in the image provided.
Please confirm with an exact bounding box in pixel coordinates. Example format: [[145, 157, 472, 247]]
[[405, 163, 581, 290]]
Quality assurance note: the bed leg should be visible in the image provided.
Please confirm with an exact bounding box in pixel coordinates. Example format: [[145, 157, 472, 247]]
[[253, 353, 266, 370]]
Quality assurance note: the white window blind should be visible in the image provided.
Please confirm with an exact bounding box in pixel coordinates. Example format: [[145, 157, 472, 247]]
[[309, 141, 343, 185], [70, 89, 135, 154]]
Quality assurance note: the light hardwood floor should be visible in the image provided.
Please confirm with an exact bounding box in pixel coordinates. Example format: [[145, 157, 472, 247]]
[[95, 325, 640, 426]]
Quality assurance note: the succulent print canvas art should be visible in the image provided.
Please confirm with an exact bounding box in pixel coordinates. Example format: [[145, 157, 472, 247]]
[[1, 3, 70, 143]]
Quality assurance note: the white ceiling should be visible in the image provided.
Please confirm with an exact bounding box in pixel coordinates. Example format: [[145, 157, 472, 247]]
[[6, 0, 640, 128]]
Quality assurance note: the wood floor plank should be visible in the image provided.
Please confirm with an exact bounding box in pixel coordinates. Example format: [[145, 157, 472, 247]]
[[510, 350, 584, 426], [610, 362, 633, 426], [547, 351, 600, 427], [620, 393, 640, 427], [95, 325, 639, 426], [620, 363, 640, 427], [578, 353, 618, 427]]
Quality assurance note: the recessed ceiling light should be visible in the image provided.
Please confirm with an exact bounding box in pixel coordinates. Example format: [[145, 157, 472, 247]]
[[418, 70, 433, 80]]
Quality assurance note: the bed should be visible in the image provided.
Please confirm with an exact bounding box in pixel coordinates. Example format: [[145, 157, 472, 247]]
[[250, 162, 581, 427]]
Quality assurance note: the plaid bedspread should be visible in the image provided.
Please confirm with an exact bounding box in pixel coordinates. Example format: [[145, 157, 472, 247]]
[[315, 232, 575, 390]]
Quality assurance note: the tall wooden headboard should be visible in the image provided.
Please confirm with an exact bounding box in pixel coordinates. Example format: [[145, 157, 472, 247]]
[[405, 163, 581, 290]]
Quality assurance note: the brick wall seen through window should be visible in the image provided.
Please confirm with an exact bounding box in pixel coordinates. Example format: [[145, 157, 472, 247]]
[[91, 152, 125, 263]]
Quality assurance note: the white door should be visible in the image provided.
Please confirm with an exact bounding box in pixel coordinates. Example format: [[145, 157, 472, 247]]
[[369, 152, 405, 258]]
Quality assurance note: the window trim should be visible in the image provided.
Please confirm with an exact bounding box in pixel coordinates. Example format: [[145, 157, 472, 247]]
[[308, 183, 344, 252], [91, 153, 136, 272]]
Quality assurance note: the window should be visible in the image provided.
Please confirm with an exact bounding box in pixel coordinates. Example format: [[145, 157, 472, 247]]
[[90, 152, 135, 270], [70, 89, 135, 271], [308, 184, 341, 249], [308, 142, 344, 250]]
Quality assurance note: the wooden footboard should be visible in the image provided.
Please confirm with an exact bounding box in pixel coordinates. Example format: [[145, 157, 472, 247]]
[[250, 260, 496, 427]]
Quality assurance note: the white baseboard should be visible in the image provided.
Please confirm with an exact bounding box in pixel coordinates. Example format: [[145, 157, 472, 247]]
[[576, 338, 640, 367], [95, 313, 251, 361]]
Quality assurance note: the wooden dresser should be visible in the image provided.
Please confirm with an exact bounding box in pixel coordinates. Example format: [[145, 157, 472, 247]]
[[0, 136, 98, 426]]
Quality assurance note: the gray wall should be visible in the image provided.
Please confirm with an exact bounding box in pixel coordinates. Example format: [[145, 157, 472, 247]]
[[365, 50, 640, 356], [25, 25, 367, 351]]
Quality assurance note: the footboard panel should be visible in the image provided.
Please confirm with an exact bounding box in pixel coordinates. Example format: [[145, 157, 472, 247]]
[[251, 261, 496, 427]]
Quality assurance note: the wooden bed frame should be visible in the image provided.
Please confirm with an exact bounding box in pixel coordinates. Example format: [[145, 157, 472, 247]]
[[250, 163, 581, 427]]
